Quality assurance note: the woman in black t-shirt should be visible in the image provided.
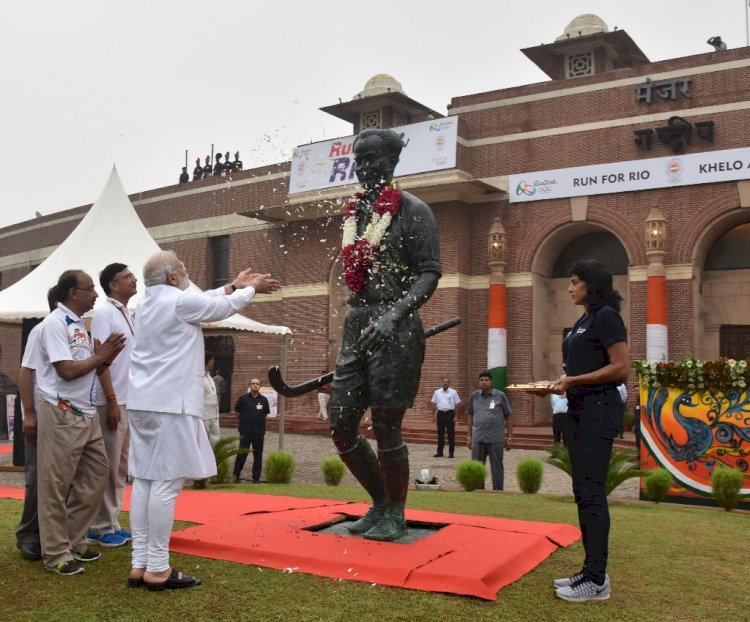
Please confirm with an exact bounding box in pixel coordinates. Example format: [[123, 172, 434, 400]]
[[551, 259, 629, 603]]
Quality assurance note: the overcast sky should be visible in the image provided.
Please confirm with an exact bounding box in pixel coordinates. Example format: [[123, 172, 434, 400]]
[[0, 0, 746, 229]]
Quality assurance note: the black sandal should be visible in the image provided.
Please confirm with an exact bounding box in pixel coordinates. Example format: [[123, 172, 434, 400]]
[[128, 577, 144, 588], [146, 568, 202, 591]]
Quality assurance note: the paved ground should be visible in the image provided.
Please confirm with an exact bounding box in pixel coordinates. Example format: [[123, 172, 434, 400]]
[[0, 428, 640, 500], [256, 430, 640, 499]]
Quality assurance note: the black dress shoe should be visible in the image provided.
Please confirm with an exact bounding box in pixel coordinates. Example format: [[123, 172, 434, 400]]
[[145, 568, 201, 591], [433, 453, 444, 458]]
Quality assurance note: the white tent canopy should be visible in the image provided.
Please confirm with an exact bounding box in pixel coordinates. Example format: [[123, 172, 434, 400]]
[[0, 166, 291, 336]]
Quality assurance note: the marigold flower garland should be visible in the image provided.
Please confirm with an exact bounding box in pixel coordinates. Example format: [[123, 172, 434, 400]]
[[341, 185, 401, 292]]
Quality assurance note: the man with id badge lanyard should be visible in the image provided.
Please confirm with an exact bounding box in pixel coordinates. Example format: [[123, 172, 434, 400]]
[[87, 263, 137, 548], [232, 378, 271, 484], [466, 371, 513, 490]]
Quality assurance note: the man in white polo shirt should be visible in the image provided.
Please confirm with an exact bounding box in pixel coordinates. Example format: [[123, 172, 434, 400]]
[[15, 290, 57, 561], [36, 270, 126, 575], [87, 263, 138, 548], [431, 377, 461, 458]]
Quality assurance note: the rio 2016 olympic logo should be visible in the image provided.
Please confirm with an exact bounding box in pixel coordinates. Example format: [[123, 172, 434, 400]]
[[665, 158, 683, 183], [516, 181, 536, 196]]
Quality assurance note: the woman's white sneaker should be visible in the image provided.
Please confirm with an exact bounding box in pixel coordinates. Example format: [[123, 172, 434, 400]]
[[553, 571, 609, 589], [555, 575, 611, 602]]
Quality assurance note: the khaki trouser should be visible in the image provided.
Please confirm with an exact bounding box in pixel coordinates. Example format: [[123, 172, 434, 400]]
[[90, 404, 130, 535], [37, 400, 109, 568]]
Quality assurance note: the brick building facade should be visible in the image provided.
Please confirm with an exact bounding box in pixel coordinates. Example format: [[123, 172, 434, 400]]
[[2, 15, 750, 425]]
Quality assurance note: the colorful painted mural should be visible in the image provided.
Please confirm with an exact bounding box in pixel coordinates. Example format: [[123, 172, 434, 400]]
[[639, 383, 750, 504]]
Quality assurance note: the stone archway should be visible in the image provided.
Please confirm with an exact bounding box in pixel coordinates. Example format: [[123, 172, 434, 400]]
[[691, 210, 750, 359], [529, 223, 630, 424]]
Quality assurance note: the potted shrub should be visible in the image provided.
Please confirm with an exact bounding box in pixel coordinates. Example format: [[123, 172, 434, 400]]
[[320, 455, 346, 486], [211, 436, 248, 485], [516, 457, 543, 494], [544, 445, 644, 495], [455, 460, 486, 491], [712, 467, 744, 511], [265, 451, 295, 484], [644, 468, 671, 503]]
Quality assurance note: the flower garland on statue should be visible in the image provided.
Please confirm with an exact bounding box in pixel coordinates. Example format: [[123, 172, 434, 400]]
[[341, 184, 401, 292]]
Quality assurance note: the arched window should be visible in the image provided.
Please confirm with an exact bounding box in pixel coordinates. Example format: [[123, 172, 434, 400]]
[[552, 232, 628, 277], [705, 223, 750, 270]]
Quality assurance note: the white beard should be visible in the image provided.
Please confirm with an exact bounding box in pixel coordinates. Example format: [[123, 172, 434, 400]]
[[177, 275, 190, 290]]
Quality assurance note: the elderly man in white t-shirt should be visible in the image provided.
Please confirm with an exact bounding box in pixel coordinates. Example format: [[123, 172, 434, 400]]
[[126, 250, 279, 591], [36, 270, 126, 576]]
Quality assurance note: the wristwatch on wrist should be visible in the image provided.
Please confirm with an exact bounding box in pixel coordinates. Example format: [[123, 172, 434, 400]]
[[229, 283, 237, 292]]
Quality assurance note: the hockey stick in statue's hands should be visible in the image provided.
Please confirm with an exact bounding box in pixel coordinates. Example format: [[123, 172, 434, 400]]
[[268, 316, 461, 397]]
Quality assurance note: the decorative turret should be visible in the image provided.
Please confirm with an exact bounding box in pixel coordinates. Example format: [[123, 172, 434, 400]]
[[522, 14, 649, 80], [320, 74, 442, 133]]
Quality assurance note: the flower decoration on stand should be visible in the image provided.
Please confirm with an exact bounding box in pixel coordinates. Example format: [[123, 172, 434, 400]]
[[634, 356, 750, 395], [341, 185, 401, 292]]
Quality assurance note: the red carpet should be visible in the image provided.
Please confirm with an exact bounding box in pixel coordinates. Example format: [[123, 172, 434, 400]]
[[0, 444, 12, 455], [0, 485, 24, 499], [4, 486, 580, 599]]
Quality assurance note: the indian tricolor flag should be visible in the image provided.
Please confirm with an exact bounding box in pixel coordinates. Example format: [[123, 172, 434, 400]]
[[487, 280, 507, 389], [646, 273, 668, 362]]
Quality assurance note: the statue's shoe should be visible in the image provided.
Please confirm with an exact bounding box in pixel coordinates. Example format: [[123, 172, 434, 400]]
[[362, 510, 407, 542], [347, 505, 386, 534]]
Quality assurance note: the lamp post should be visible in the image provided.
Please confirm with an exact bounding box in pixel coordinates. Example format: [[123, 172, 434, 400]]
[[487, 217, 508, 389], [645, 207, 668, 362]]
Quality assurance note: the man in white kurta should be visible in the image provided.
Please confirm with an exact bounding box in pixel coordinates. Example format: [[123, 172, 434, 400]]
[[126, 250, 279, 590], [202, 352, 221, 446], [87, 262, 138, 548]]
